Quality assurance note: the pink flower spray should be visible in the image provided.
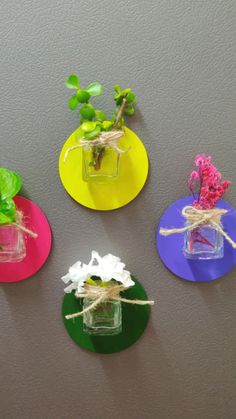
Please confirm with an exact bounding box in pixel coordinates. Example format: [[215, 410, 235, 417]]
[[187, 155, 231, 250], [188, 154, 231, 209]]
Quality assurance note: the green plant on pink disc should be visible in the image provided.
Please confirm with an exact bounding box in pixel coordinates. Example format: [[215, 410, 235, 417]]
[[0, 168, 22, 224]]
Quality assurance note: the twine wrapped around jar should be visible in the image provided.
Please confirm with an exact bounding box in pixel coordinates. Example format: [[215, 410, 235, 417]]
[[159, 205, 236, 249], [65, 283, 154, 320], [8, 211, 38, 238], [64, 130, 131, 163]]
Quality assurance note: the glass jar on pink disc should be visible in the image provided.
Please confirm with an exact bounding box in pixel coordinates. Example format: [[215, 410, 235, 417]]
[[0, 167, 37, 263]]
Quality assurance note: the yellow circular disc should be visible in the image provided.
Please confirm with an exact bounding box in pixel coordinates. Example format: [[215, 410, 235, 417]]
[[58, 127, 149, 211]]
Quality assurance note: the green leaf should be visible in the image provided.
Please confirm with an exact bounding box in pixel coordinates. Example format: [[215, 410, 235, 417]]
[[0, 212, 12, 225], [122, 88, 131, 95], [86, 278, 97, 286], [0, 168, 22, 200], [95, 110, 107, 122], [77, 89, 90, 103], [102, 120, 113, 130], [66, 74, 80, 89], [115, 95, 122, 106], [0, 198, 16, 219], [119, 117, 125, 126], [68, 95, 79, 110], [126, 92, 135, 103], [81, 121, 97, 133], [125, 106, 135, 116], [100, 281, 111, 287], [84, 125, 101, 139], [80, 104, 95, 119], [85, 82, 103, 96], [114, 84, 121, 93]]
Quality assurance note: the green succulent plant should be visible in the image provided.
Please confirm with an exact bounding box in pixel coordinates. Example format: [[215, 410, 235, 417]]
[[0, 168, 22, 224], [66, 74, 137, 170]]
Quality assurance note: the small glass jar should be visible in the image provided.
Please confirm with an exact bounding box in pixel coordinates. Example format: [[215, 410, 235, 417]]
[[82, 145, 120, 183], [183, 224, 224, 260], [83, 298, 122, 336], [0, 224, 26, 262]]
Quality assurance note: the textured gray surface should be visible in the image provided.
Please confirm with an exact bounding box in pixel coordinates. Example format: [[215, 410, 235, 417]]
[[1, 1, 236, 418]]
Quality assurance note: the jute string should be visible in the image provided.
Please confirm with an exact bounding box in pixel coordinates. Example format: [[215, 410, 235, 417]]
[[65, 284, 154, 320], [64, 130, 130, 163], [12, 211, 38, 238], [159, 205, 236, 249]]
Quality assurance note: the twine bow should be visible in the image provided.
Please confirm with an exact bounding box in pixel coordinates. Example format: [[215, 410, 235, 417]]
[[64, 130, 130, 163], [159, 205, 236, 249], [12, 211, 38, 238], [65, 284, 154, 320]]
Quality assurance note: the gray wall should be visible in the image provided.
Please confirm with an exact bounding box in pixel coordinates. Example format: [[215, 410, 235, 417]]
[[1, 1, 236, 418]]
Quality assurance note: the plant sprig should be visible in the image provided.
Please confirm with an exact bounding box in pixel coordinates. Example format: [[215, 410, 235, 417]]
[[0, 168, 22, 225], [66, 74, 137, 169], [66, 74, 103, 113]]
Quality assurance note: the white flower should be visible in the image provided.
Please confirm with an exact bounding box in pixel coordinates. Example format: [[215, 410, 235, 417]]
[[61, 261, 90, 293], [61, 251, 134, 293]]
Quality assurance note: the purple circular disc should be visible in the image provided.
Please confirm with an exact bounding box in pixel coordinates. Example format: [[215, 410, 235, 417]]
[[157, 196, 236, 282]]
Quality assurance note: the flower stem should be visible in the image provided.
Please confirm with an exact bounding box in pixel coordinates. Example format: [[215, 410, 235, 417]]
[[191, 228, 214, 248], [93, 98, 127, 171], [93, 147, 105, 171], [113, 98, 127, 129]]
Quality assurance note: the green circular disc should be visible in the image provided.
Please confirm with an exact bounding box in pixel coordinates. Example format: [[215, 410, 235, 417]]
[[62, 277, 151, 354]]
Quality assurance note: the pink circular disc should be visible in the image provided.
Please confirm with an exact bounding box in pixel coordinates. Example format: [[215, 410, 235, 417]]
[[0, 196, 52, 283]]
